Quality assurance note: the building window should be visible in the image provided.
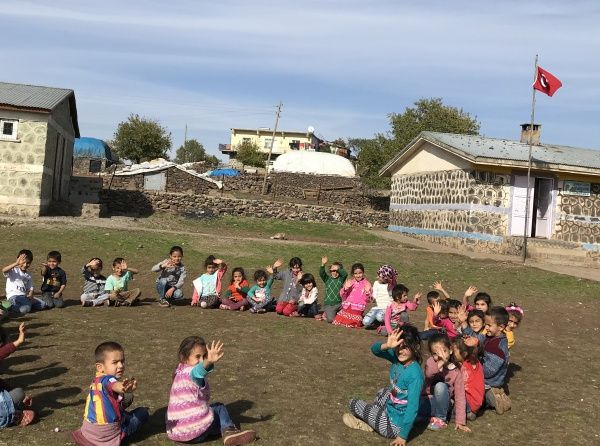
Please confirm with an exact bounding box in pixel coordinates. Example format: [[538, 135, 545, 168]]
[[0, 118, 18, 141], [243, 137, 251, 144], [264, 138, 273, 149]]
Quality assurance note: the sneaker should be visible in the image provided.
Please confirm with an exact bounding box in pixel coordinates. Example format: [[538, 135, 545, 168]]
[[219, 304, 230, 310], [200, 301, 208, 309], [16, 409, 35, 426], [239, 306, 246, 311], [257, 308, 267, 314], [159, 299, 171, 307], [249, 308, 257, 314], [489, 387, 511, 415], [81, 300, 92, 307], [466, 411, 477, 421], [289, 311, 300, 317], [427, 417, 447, 431], [103, 299, 111, 307], [222, 427, 256, 446], [342, 413, 373, 432]]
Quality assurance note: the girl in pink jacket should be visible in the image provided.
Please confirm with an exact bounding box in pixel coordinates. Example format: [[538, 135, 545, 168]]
[[332, 263, 372, 328]]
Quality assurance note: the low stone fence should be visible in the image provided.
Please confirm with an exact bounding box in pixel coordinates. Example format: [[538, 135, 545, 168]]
[[101, 189, 389, 227]]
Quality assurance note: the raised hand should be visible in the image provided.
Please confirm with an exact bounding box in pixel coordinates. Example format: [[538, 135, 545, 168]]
[[205, 340, 224, 367], [457, 305, 469, 324], [433, 280, 444, 291], [321, 256, 328, 266], [14, 322, 26, 347], [272, 258, 284, 269], [385, 328, 403, 350], [121, 260, 128, 271], [433, 301, 441, 316], [390, 437, 406, 446], [464, 286, 478, 299], [265, 265, 274, 274], [413, 292, 422, 304], [122, 377, 137, 393]]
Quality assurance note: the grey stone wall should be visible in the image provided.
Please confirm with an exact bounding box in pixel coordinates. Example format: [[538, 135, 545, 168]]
[[554, 183, 600, 244], [101, 190, 389, 227], [104, 167, 217, 195]]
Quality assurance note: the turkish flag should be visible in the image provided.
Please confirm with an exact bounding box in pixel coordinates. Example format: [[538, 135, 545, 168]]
[[533, 66, 563, 97]]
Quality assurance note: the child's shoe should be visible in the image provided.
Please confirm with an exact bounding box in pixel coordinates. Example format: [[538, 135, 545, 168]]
[[289, 311, 300, 317], [249, 308, 257, 314], [200, 301, 208, 308], [427, 417, 447, 431], [222, 427, 256, 446], [159, 299, 171, 307], [342, 413, 373, 432], [489, 387, 511, 415], [257, 308, 266, 314], [466, 411, 477, 421], [16, 409, 35, 426], [219, 304, 230, 310]]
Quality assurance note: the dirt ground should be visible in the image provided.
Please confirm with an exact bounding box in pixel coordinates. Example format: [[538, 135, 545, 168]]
[[0, 216, 598, 445]]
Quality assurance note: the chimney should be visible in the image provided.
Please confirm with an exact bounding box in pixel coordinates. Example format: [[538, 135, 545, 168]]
[[520, 123, 541, 145]]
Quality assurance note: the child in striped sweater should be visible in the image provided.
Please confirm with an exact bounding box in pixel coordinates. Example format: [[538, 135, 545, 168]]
[[166, 336, 256, 445]]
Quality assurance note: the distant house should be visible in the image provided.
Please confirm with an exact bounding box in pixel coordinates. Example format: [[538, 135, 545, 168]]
[[73, 137, 117, 175], [379, 125, 600, 253], [0, 81, 79, 216], [219, 127, 349, 162]]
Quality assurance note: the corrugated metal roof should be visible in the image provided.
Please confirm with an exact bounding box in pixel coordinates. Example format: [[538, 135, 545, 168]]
[[422, 131, 600, 170], [0, 81, 73, 110]]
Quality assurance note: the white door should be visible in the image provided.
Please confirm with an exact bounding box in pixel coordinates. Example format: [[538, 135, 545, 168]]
[[144, 172, 166, 191], [510, 174, 534, 236], [533, 178, 554, 238]]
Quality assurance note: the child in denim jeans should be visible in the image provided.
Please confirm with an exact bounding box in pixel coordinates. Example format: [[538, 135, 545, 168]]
[[2, 250, 43, 315], [362, 265, 397, 329], [40, 250, 67, 309], [152, 246, 186, 308]]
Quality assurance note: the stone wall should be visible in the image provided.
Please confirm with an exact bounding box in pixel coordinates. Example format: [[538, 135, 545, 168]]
[[104, 167, 217, 195], [0, 119, 47, 216], [554, 183, 600, 244], [101, 189, 389, 227], [221, 172, 389, 210]]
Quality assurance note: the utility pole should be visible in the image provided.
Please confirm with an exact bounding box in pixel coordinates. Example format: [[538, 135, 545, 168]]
[[262, 101, 283, 195], [184, 123, 188, 148]]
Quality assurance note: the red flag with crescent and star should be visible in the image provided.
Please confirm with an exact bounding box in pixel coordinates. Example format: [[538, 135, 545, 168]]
[[533, 66, 562, 97]]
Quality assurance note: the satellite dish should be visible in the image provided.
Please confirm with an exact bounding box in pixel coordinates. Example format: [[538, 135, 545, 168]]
[[307, 126, 315, 134]]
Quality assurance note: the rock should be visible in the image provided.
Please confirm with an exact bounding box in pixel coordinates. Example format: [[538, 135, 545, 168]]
[[270, 232, 287, 240]]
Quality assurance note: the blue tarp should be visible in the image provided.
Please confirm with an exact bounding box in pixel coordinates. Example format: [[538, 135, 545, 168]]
[[74, 137, 116, 161], [207, 168, 241, 177]]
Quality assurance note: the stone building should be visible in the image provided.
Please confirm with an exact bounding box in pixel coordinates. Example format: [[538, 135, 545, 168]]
[[0, 82, 79, 216], [73, 137, 116, 175], [379, 125, 600, 255]]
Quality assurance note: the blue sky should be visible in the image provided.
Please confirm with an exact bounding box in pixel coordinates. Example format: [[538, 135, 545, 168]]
[[2, 0, 599, 159]]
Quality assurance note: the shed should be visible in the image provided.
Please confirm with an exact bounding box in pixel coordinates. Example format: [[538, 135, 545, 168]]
[[73, 137, 117, 174], [272, 151, 356, 177]]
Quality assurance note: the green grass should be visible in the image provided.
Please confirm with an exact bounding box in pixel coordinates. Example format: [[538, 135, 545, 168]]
[[0, 217, 598, 445]]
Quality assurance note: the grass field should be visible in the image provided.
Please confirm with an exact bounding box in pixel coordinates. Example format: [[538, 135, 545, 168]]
[[0, 217, 598, 445]]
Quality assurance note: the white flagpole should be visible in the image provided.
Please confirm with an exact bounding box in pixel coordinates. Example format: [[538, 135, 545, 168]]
[[522, 54, 539, 263]]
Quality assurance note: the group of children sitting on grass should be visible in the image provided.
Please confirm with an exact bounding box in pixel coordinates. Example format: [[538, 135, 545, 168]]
[[0, 247, 524, 446]]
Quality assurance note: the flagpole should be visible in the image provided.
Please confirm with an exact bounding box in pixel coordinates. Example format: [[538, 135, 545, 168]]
[[522, 54, 538, 263]]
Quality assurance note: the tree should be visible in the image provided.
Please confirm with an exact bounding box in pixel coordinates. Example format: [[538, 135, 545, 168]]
[[235, 141, 266, 168], [112, 114, 172, 164], [174, 139, 219, 167], [354, 98, 480, 188]]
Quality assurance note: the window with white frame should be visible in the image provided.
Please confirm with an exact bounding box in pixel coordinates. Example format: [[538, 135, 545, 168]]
[[0, 118, 18, 141], [263, 137, 273, 149]]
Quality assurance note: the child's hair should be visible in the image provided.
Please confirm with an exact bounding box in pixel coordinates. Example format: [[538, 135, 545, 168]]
[[17, 249, 33, 263], [254, 269, 268, 281], [177, 336, 206, 363], [453, 336, 483, 363], [299, 273, 317, 288], [112, 257, 125, 267], [289, 257, 302, 269], [392, 284, 409, 301], [426, 290, 440, 304], [204, 255, 217, 268], [467, 309, 485, 325], [331, 261, 343, 269], [428, 332, 452, 353], [230, 267, 246, 283], [94, 341, 124, 363], [89, 257, 103, 269], [398, 324, 423, 364], [170, 245, 184, 255], [489, 306, 509, 327], [47, 250, 61, 262], [474, 292, 492, 307], [505, 302, 524, 324], [437, 299, 450, 316], [351, 263, 364, 273], [447, 299, 462, 310]]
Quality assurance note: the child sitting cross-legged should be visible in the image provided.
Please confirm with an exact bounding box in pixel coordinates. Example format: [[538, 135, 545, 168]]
[[191, 256, 227, 309], [452, 335, 485, 421], [295, 273, 319, 317], [247, 269, 274, 314], [271, 257, 303, 317], [104, 258, 141, 307], [459, 306, 512, 414], [2, 250, 43, 315], [362, 265, 397, 329], [152, 245, 186, 308], [332, 263, 372, 328], [417, 333, 470, 432], [81, 258, 110, 307], [0, 322, 35, 428], [219, 268, 250, 311], [316, 256, 347, 322], [419, 299, 458, 341], [39, 250, 67, 309], [343, 326, 424, 446], [166, 336, 256, 445], [380, 285, 421, 336], [72, 342, 149, 445]]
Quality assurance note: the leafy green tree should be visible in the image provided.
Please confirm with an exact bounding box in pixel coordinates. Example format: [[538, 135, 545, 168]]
[[112, 114, 172, 163], [174, 139, 219, 167], [235, 141, 266, 168], [353, 98, 480, 188]]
